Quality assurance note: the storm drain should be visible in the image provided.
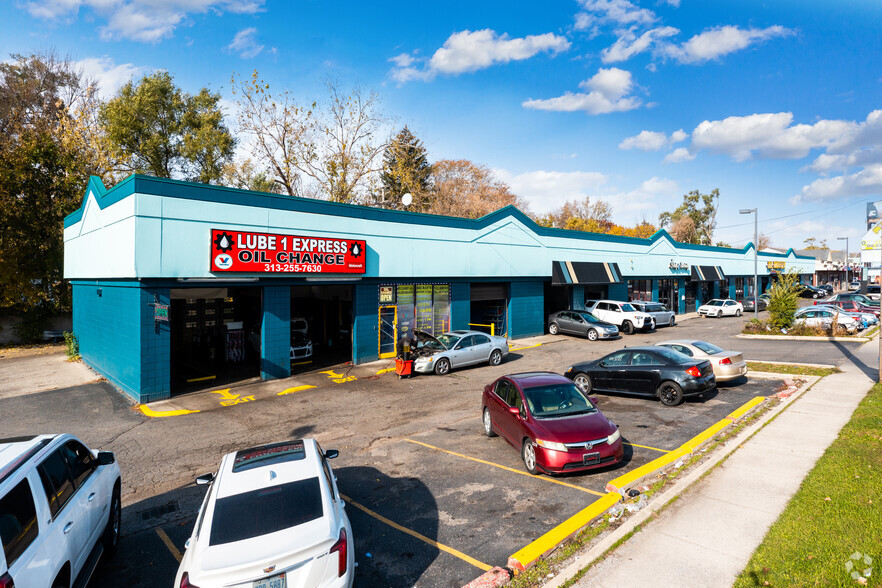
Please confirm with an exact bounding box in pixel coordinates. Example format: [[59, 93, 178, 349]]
[[138, 501, 179, 522]]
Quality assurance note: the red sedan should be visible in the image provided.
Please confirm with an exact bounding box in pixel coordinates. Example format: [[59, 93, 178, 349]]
[[482, 372, 624, 475]]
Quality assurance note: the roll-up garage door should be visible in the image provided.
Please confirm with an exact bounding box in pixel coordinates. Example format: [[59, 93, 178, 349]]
[[470, 283, 507, 301]]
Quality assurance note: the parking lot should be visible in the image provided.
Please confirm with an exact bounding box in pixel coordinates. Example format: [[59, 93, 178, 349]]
[[1, 312, 855, 587]]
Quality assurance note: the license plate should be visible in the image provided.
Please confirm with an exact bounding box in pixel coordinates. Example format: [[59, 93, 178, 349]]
[[253, 573, 286, 588], [583, 452, 600, 465]]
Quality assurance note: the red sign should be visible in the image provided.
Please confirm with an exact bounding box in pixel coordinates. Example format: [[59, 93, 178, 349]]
[[210, 229, 366, 274]]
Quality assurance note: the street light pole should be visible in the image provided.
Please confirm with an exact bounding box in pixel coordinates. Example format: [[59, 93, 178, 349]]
[[740, 208, 758, 319], [837, 236, 848, 291]]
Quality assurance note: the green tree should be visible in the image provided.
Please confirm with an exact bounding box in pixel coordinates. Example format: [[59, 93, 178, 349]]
[[100, 71, 234, 184], [0, 53, 96, 333], [767, 269, 801, 329], [222, 158, 281, 193], [380, 126, 433, 211], [802, 237, 828, 250], [658, 188, 719, 245]]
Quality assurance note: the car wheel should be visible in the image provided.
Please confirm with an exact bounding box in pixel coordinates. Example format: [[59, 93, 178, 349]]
[[522, 440, 539, 475], [103, 485, 121, 555], [482, 408, 497, 438], [658, 381, 684, 406], [489, 349, 503, 366], [736, 309, 742, 317], [669, 317, 676, 327], [549, 322, 559, 335], [622, 321, 634, 335], [586, 328, 598, 341], [573, 372, 592, 393], [434, 358, 451, 375]]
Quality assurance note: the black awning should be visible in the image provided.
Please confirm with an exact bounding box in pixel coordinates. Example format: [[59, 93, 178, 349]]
[[552, 261, 623, 285], [690, 265, 726, 281]]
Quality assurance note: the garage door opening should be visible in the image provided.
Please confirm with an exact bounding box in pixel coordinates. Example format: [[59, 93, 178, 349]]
[[289, 285, 353, 372], [170, 287, 261, 394], [470, 283, 507, 337]]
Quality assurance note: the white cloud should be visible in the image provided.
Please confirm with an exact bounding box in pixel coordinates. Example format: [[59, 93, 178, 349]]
[[602, 26, 679, 63], [603, 176, 678, 214], [389, 29, 569, 82], [523, 67, 642, 115], [619, 128, 686, 151], [805, 148, 882, 174], [663, 147, 695, 163], [227, 27, 264, 59], [495, 169, 608, 213], [662, 25, 793, 64], [691, 112, 853, 161], [74, 56, 151, 98], [826, 109, 882, 155], [574, 0, 657, 30], [793, 164, 882, 204], [663, 0, 681, 6], [23, 0, 265, 43]]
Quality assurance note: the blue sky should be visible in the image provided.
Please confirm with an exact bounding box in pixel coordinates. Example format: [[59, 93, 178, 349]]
[[4, 0, 882, 251]]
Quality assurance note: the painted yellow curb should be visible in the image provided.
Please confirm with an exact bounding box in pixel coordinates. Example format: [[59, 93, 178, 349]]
[[680, 419, 731, 453], [136, 404, 200, 418], [510, 343, 542, 352], [508, 492, 622, 571], [277, 385, 317, 396], [605, 445, 691, 494], [376, 367, 396, 375], [726, 395, 766, 420]]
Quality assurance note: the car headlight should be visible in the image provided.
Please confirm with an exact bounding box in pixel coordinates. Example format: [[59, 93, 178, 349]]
[[607, 429, 621, 444], [535, 439, 567, 452], [415, 356, 432, 363], [565, 366, 573, 373]]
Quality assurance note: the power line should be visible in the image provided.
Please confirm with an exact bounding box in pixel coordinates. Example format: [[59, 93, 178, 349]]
[[725, 198, 876, 245], [717, 197, 876, 231]]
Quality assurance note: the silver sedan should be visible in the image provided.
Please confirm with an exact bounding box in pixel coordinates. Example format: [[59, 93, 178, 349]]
[[656, 339, 748, 382], [412, 330, 509, 375]]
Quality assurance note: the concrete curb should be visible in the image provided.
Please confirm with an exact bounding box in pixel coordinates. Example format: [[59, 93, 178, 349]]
[[736, 334, 869, 342], [745, 360, 836, 369], [540, 374, 820, 588]]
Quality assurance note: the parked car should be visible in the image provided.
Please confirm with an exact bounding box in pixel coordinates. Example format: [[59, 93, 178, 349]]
[[826, 293, 880, 307], [812, 304, 875, 328], [481, 372, 623, 475], [250, 318, 314, 361], [697, 299, 744, 318], [818, 284, 834, 294], [741, 296, 767, 312], [411, 329, 509, 375], [792, 307, 859, 333], [866, 284, 881, 299], [547, 310, 619, 340], [0, 434, 121, 588], [817, 299, 880, 318], [629, 301, 676, 328], [291, 332, 314, 360], [584, 300, 655, 334], [563, 346, 716, 407], [797, 284, 825, 299], [656, 340, 748, 382], [848, 280, 861, 291], [175, 439, 354, 588]]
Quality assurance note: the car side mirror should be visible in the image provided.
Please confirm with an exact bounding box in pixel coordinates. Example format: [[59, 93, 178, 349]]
[[97, 452, 115, 466], [598, 361, 607, 367], [508, 406, 521, 416], [324, 449, 339, 460], [195, 473, 215, 485]]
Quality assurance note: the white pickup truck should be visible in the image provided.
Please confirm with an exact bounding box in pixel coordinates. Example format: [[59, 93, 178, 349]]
[[585, 300, 656, 334]]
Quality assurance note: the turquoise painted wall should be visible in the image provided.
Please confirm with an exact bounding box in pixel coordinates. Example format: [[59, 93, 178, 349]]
[[261, 286, 291, 381], [508, 282, 544, 339]]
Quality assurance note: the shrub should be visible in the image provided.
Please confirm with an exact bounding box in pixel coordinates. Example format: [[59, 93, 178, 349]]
[[766, 270, 802, 329], [63, 331, 79, 360]]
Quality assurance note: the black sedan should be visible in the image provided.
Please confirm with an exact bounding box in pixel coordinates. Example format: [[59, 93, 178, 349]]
[[563, 346, 716, 407]]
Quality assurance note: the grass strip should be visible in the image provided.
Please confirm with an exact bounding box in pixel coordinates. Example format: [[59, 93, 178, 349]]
[[734, 383, 882, 587], [747, 362, 838, 377]]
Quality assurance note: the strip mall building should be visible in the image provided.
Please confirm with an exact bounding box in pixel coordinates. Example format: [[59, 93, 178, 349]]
[[64, 175, 814, 403]]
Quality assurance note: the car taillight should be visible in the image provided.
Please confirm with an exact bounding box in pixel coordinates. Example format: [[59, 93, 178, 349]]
[[330, 528, 347, 577], [685, 366, 701, 378], [180, 572, 199, 588], [719, 357, 732, 365], [0, 572, 15, 588]]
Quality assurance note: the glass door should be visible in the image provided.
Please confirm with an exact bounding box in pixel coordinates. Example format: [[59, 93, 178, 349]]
[[378, 305, 398, 359]]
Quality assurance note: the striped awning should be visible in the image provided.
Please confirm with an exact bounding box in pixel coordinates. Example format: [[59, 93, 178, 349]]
[[552, 261, 623, 285], [691, 265, 726, 281]]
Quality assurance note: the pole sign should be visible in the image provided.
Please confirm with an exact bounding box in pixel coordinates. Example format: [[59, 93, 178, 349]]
[[210, 229, 366, 274]]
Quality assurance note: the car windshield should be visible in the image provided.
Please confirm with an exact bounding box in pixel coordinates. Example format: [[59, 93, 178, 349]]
[[706, 300, 724, 306], [433, 333, 461, 349], [578, 312, 600, 323], [693, 341, 724, 354], [209, 477, 323, 545], [522, 383, 597, 419], [620, 303, 636, 312]]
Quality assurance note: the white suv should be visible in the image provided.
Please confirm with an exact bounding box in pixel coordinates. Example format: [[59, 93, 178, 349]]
[[0, 434, 121, 588], [585, 300, 655, 335]]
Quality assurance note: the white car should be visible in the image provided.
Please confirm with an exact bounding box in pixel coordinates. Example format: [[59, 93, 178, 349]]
[[697, 299, 743, 318], [585, 300, 655, 335], [175, 439, 354, 588], [793, 308, 859, 333], [0, 434, 121, 588]]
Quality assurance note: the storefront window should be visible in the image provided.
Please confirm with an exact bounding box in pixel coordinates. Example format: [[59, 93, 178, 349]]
[[380, 284, 451, 342], [658, 279, 677, 314], [628, 279, 652, 302]]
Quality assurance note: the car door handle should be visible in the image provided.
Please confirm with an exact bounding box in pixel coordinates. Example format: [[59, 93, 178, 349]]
[[88, 492, 96, 502], [63, 522, 74, 534]]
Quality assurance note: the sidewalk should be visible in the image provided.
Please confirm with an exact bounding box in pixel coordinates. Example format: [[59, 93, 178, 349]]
[[562, 337, 877, 587]]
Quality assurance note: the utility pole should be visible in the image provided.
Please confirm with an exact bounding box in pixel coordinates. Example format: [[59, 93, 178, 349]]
[[837, 236, 848, 290], [740, 208, 758, 319]]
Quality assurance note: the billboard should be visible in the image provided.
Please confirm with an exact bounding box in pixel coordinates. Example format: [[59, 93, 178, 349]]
[[210, 229, 366, 274]]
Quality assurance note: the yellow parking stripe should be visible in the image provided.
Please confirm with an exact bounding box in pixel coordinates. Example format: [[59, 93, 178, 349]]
[[623, 442, 670, 453], [509, 343, 541, 351], [137, 405, 200, 418], [156, 528, 182, 563], [340, 494, 491, 572], [404, 439, 605, 497], [277, 385, 317, 396]]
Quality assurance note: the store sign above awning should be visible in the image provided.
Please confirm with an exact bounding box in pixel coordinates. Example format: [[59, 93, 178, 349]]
[[210, 229, 366, 274], [766, 261, 786, 270], [691, 265, 726, 281], [552, 261, 622, 285]]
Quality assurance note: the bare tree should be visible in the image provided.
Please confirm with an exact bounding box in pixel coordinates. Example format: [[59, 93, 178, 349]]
[[428, 159, 529, 218]]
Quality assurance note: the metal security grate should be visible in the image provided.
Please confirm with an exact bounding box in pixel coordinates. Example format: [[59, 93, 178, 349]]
[[138, 501, 178, 521]]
